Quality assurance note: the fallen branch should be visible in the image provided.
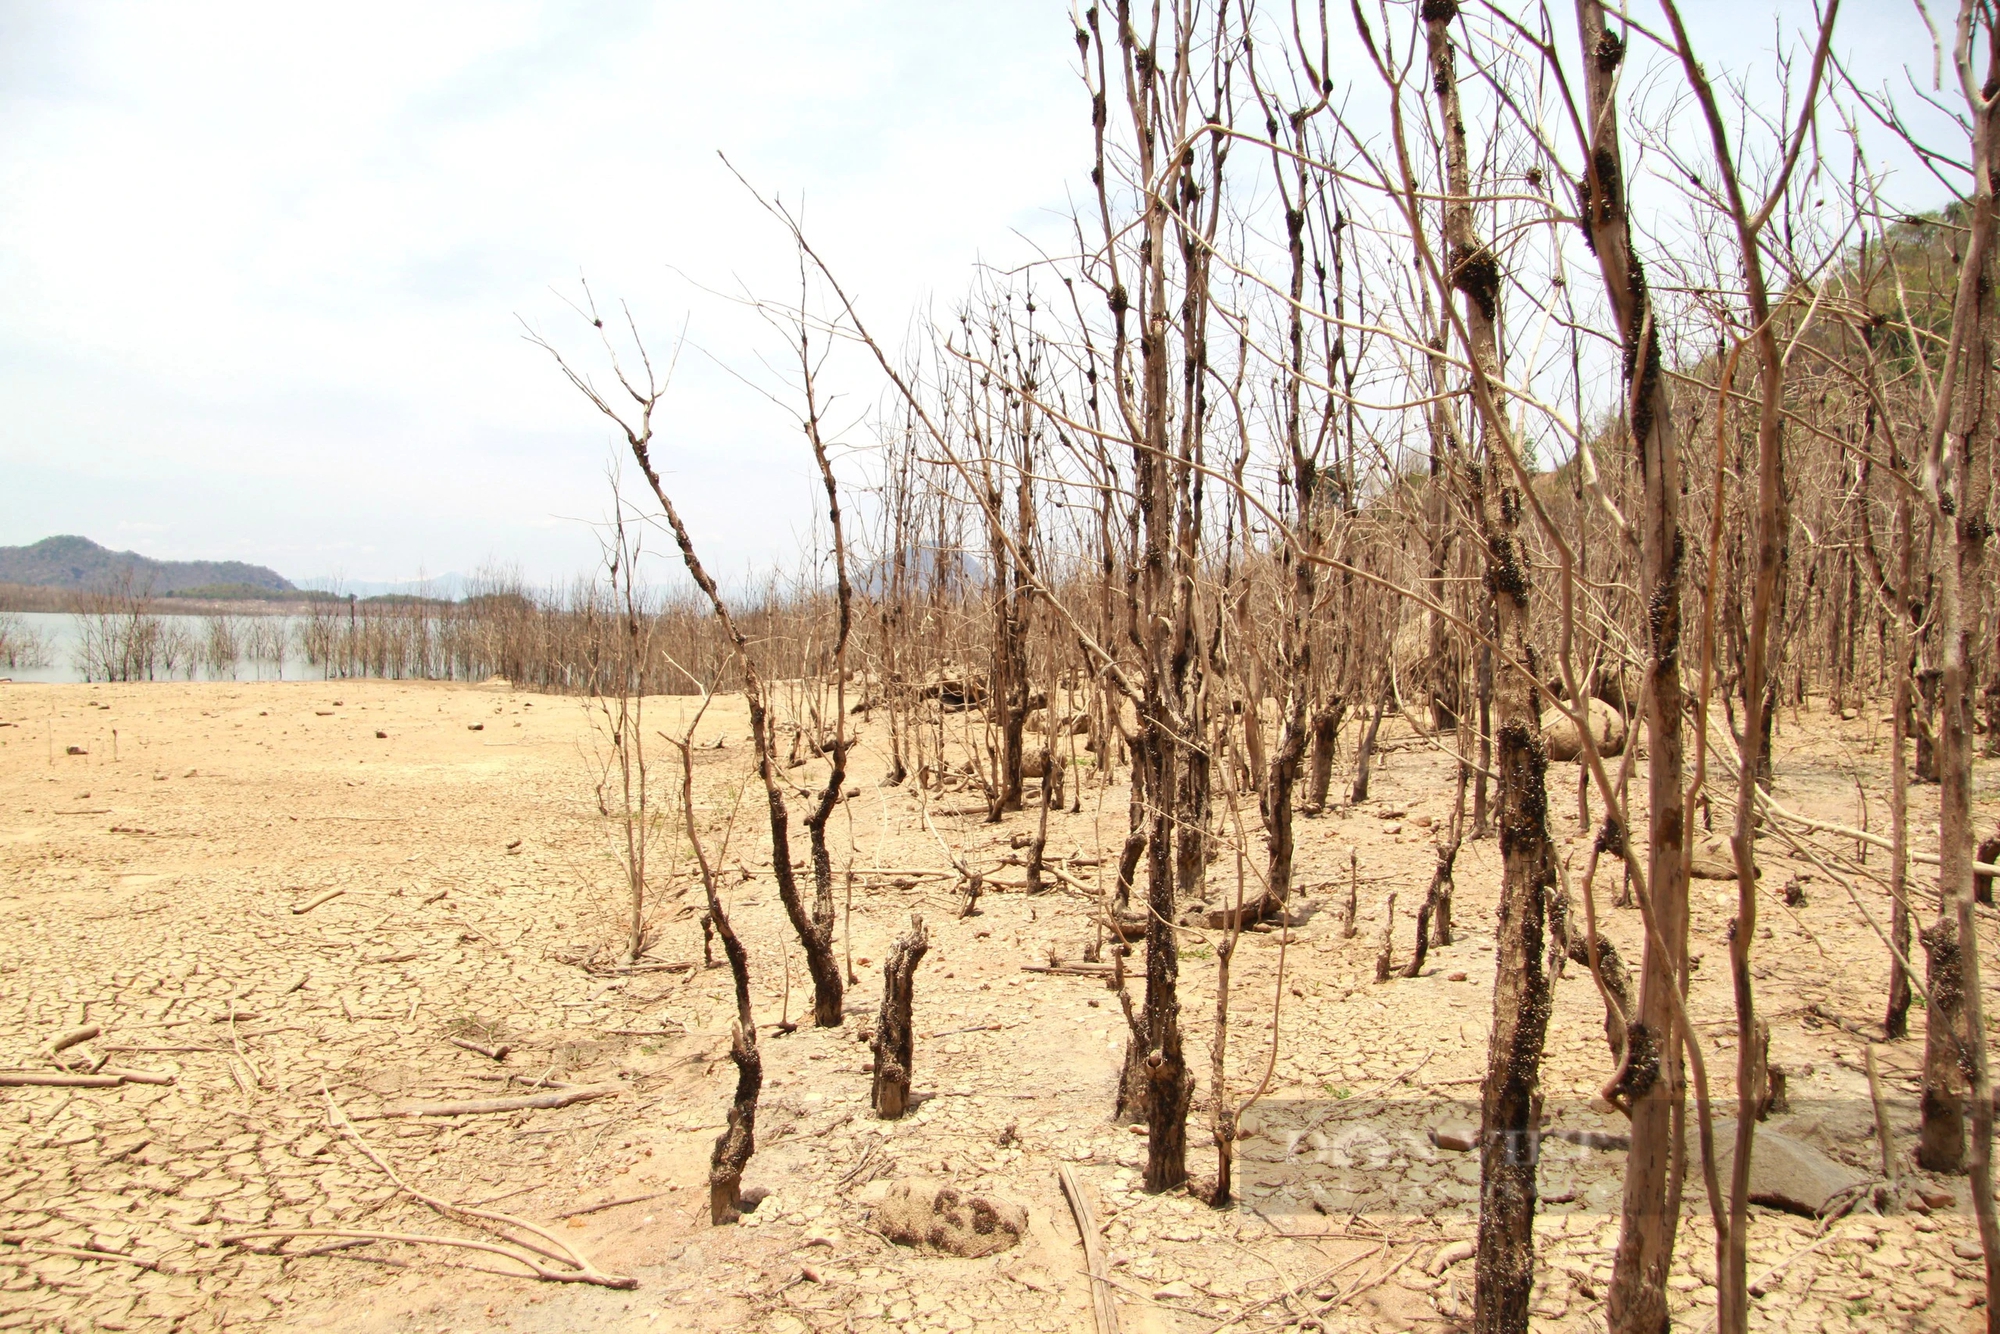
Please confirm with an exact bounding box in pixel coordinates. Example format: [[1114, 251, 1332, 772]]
[[100, 1044, 223, 1054], [1316, 1244, 1421, 1313], [1058, 1164, 1120, 1334], [0, 1239, 174, 1273], [318, 1083, 635, 1288], [0, 1072, 123, 1088], [360, 1085, 621, 1119], [45, 1026, 99, 1058], [1198, 1250, 1379, 1334], [553, 1190, 672, 1221], [446, 1037, 511, 1062], [1756, 789, 2000, 878], [836, 1141, 881, 1190], [1022, 964, 1114, 978], [291, 888, 346, 915], [216, 1228, 627, 1285]]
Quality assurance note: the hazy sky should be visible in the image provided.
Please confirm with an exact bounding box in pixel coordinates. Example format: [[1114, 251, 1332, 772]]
[[0, 1, 1957, 588]]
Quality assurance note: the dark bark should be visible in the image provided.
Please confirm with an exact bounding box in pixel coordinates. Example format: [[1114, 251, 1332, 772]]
[[870, 915, 930, 1119], [708, 927, 761, 1224], [1402, 840, 1459, 978], [627, 409, 845, 1031], [1975, 834, 2000, 907], [1304, 703, 1342, 812], [1574, 3, 1691, 1326], [1421, 9, 1557, 1327], [1350, 693, 1386, 804], [1374, 891, 1398, 984]]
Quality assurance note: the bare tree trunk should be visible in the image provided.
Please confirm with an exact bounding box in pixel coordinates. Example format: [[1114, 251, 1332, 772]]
[[1419, 11, 1556, 1327], [1374, 892, 1397, 983], [1657, 6, 1840, 1324], [1401, 839, 1458, 979], [1081, 0, 1225, 1195], [670, 725, 759, 1226], [1916, 36, 2000, 1314], [1472, 631, 1494, 838], [1350, 691, 1385, 804], [1305, 703, 1341, 812], [1888, 452, 1917, 1039], [1576, 6, 1691, 1325], [1555, 870, 1636, 1060], [798, 378, 855, 1027], [871, 915, 929, 1119]]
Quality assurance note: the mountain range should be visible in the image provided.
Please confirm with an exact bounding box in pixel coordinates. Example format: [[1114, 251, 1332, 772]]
[[0, 536, 294, 595]]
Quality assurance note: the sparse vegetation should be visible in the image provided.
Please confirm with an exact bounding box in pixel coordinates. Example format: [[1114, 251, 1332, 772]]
[[7, 3, 2000, 1332]]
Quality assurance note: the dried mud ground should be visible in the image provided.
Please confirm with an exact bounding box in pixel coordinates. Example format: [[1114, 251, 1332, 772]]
[[0, 678, 1993, 1333]]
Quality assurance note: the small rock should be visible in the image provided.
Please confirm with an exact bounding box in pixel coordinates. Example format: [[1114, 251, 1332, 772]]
[[1955, 1240, 1985, 1261], [1545, 698, 1626, 762], [1429, 1240, 1476, 1274], [1430, 1125, 1478, 1153], [1713, 1128, 1865, 1216], [1153, 1281, 1196, 1300], [872, 1179, 1027, 1258], [1447, 971, 1468, 982], [1413, 814, 1434, 828], [1920, 1188, 1958, 1210]]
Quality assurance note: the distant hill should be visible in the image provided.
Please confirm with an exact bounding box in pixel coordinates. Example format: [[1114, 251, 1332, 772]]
[[0, 536, 295, 595]]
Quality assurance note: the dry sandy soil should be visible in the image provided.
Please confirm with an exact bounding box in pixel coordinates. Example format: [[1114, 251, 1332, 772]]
[[0, 677, 1992, 1332]]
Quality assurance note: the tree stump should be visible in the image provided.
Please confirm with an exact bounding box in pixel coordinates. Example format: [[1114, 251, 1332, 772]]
[[1340, 850, 1359, 939], [1374, 892, 1398, 983], [872, 915, 930, 1119]]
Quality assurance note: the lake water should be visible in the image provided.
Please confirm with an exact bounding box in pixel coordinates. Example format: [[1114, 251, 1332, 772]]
[[0, 612, 314, 685]]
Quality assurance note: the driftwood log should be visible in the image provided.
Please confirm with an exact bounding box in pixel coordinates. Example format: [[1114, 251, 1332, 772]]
[[871, 914, 930, 1118]]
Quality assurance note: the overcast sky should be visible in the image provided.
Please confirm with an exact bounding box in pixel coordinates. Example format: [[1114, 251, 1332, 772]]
[[0, 1, 1957, 589]]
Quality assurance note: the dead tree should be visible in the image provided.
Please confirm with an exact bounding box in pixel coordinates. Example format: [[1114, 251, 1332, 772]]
[[1905, 8, 2000, 1308], [1400, 7, 1560, 1327], [531, 292, 845, 1028], [1663, 2, 1845, 1323], [665, 698, 759, 1224], [796, 314, 857, 1027], [1080, 0, 1230, 1195], [1573, 3, 1692, 1325]]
